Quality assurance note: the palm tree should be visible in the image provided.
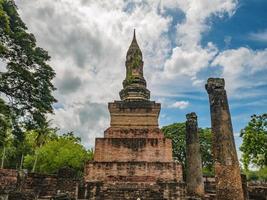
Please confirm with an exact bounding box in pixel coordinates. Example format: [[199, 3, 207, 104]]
[[31, 120, 57, 172]]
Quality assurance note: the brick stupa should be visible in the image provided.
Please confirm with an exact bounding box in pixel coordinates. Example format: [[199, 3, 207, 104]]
[[84, 31, 185, 199]]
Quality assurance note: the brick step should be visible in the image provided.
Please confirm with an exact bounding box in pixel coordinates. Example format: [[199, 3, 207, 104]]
[[85, 181, 186, 200]]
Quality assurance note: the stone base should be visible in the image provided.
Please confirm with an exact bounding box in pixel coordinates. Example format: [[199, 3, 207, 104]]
[[84, 181, 186, 200]]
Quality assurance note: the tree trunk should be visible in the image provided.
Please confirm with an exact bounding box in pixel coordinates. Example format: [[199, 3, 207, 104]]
[[20, 153, 24, 170], [32, 153, 38, 172], [1, 145, 6, 169]]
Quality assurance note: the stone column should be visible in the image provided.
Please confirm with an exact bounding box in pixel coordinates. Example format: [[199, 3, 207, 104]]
[[205, 78, 244, 200], [186, 112, 204, 199]]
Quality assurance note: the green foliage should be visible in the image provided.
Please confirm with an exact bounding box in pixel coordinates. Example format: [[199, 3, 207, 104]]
[[244, 167, 267, 181], [24, 133, 93, 175], [162, 123, 186, 164], [240, 113, 267, 170], [161, 122, 213, 175], [0, 0, 56, 141], [0, 98, 11, 146], [199, 127, 213, 172]]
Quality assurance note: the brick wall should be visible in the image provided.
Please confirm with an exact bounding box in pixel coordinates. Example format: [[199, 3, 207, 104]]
[[94, 138, 173, 162], [84, 161, 183, 182], [203, 175, 267, 200], [247, 181, 267, 200], [108, 101, 160, 128], [23, 172, 58, 197], [84, 181, 186, 200], [0, 168, 80, 199], [0, 168, 18, 192]]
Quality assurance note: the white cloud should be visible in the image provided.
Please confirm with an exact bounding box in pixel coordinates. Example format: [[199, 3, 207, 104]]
[[211, 47, 267, 94], [169, 101, 189, 109], [51, 102, 109, 147], [175, 0, 237, 48], [164, 43, 217, 78], [160, 0, 237, 85], [13, 0, 267, 148], [15, 0, 172, 147], [249, 29, 267, 42]]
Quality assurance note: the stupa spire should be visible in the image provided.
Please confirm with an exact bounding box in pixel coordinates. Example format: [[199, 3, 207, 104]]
[[126, 29, 142, 61], [119, 30, 150, 101]]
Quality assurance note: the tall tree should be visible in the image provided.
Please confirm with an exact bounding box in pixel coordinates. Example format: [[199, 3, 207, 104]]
[[161, 122, 213, 174], [240, 113, 267, 170], [29, 122, 58, 172], [0, 97, 12, 168], [0, 0, 56, 167], [0, 98, 11, 145], [0, 0, 56, 138]]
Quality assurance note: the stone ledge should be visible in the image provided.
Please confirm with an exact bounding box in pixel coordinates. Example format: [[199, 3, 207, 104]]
[[104, 127, 164, 138], [109, 100, 160, 109]]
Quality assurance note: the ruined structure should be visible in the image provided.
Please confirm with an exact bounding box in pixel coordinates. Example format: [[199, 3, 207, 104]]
[[205, 78, 244, 200], [83, 31, 185, 199], [185, 113, 204, 199], [0, 168, 80, 200], [1, 33, 259, 200]]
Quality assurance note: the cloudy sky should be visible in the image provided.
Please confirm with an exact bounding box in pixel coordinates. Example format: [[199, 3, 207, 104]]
[[15, 0, 267, 155]]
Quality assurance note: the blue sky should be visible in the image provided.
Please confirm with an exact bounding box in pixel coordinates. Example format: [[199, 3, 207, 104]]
[[158, 0, 267, 155], [15, 0, 267, 159]]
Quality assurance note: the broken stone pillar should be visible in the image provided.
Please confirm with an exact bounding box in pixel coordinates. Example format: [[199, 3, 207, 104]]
[[205, 78, 244, 200], [186, 112, 205, 199]]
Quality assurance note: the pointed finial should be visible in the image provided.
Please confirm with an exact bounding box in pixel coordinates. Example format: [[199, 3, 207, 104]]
[[127, 29, 141, 56]]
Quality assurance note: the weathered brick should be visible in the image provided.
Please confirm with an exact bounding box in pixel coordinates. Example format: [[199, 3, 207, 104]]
[[94, 138, 173, 162], [83, 32, 186, 199], [185, 113, 204, 199], [206, 78, 244, 200]]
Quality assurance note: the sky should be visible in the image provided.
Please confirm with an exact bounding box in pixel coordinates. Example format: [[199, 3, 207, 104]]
[[14, 0, 267, 158]]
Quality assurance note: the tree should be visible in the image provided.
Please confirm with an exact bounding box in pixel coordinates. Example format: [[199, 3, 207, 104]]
[[0, 0, 56, 140], [0, 98, 11, 145], [240, 113, 267, 171], [24, 134, 93, 176], [25, 124, 58, 172], [161, 122, 213, 175], [0, 0, 56, 168], [162, 123, 186, 166], [0, 97, 12, 168], [199, 127, 213, 174]]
